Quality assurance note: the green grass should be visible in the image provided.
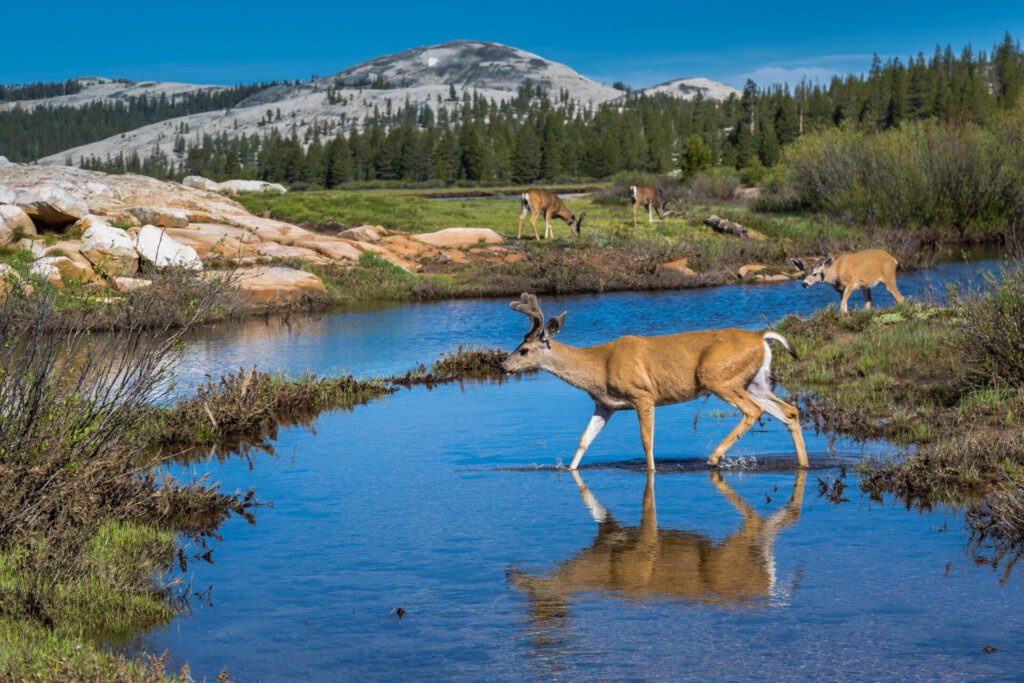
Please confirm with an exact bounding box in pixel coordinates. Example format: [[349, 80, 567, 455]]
[[776, 297, 1024, 523], [235, 188, 894, 306], [0, 522, 180, 680], [237, 187, 828, 243]]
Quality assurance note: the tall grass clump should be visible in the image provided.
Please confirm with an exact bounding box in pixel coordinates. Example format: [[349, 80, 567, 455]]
[[0, 283, 252, 677], [760, 117, 1024, 238], [959, 267, 1024, 388]]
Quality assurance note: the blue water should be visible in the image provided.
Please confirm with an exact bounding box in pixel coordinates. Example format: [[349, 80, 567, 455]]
[[175, 258, 997, 386], [143, 258, 1024, 680]]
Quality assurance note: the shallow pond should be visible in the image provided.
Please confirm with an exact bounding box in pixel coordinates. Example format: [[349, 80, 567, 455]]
[[144, 258, 1024, 679]]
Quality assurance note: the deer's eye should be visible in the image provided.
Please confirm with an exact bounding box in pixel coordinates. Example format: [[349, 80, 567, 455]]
[[519, 348, 529, 356]]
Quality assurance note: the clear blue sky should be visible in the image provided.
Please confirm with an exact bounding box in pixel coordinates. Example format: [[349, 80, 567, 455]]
[[4, 1, 1023, 89]]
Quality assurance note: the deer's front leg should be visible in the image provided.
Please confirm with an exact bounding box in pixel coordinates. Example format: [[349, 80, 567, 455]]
[[569, 404, 613, 470], [635, 400, 656, 472], [839, 286, 852, 313]]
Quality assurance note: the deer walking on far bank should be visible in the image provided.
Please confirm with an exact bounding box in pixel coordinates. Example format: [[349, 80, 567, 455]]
[[517, 189, 585, 240], [508, 469, 807, 625], [791, 249, 904, 313], [629, 184, 665, 225], [500, 293, 808, 471]]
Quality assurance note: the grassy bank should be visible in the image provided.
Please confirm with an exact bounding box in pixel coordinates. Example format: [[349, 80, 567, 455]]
[[240, 180, 960, 306], [775, 267, 1024, 561], [0, 289, 255, 679]]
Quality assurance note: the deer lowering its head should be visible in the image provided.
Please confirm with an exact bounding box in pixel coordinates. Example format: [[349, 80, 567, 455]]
[[791, 248, 904, 313], [501, 293, 808, 471], [629, 184, 665, 225], [517, 188, 585, 240]]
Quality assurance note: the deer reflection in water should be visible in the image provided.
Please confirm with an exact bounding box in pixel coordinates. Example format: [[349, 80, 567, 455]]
[[508, 470, 807, 631]]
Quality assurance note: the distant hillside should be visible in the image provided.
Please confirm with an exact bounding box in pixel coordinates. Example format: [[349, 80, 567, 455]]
[[0, 80, 276, 163], [20, 40, 735, 166], [0, 76, 227, 113], [636, 77, 740, 101]]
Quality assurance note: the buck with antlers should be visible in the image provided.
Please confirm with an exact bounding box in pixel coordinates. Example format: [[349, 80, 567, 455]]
[[629, 184, 666, 225], [790, 248, 904, 313], [517, 188, 585, 240], [501, 293, 808, 471], [508, 469, 806, 623]]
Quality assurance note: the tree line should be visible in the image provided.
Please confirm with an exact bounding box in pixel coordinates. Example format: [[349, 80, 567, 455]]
[[0, 83, 280, 162], [66, 33, 1024, 187]]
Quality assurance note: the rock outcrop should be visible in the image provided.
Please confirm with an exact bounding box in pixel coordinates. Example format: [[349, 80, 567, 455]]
[[134, 224, 202, 270], [181, 176, 219, 192], [0, 205, 37, 241], [0, 162, 528, 305], [660, 258, 697, 276], [182, 176, 286, 196], [0, 184, 15, 205], [81, 223, 139, 277], [410, 227, 503, 248], [338, 225, 384, 242], [15, 185, 89, 227], [126, 206, 189, 228], [231, 266, 326, 304]]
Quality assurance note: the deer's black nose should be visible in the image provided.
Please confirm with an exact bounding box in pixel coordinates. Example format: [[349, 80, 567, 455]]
[[802, 282, 810, 288]]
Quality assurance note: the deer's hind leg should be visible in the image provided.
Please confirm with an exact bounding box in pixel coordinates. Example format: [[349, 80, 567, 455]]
[[517, 205, 530, 239], [707, 387, 763, 467], [884, 275, 905, 304], [747, 371, 808, 468], [862, 287, 873, 310]]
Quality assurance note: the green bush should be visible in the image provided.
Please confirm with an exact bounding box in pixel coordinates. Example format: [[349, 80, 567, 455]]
[[758, 118, 1024, 237], [960, 267, 1024, 388], [682, 168, 741, 202]]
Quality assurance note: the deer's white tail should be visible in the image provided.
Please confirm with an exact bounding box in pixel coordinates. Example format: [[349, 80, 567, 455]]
[[763, 331, 798, 360], [629, 185, 638, 202]]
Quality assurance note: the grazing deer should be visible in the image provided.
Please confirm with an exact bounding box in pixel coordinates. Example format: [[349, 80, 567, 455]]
[[508, 469, 807, 625], [500, 293, 808, 471], [629, 184, 665, 225], [790, 249, 904, 313], [517, 189, 585, 240]]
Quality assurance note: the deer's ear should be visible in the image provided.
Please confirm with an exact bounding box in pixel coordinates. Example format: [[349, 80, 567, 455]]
[[789, 258, 805, 272], [822, 256, 835, 268], [542, 311, 566, 340]]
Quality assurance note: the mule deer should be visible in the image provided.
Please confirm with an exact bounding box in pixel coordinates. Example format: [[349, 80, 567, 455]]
[[629, 184, 665, 225], [508, 469, 807, 624], [791, 249, 904, 313], [500, 293, 808, 471], [517, 189, 584, 240]]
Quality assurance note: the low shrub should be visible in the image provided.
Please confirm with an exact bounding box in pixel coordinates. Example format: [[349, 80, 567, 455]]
[[959, 267, 1024, 389], [681, 168, 741, 202]]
